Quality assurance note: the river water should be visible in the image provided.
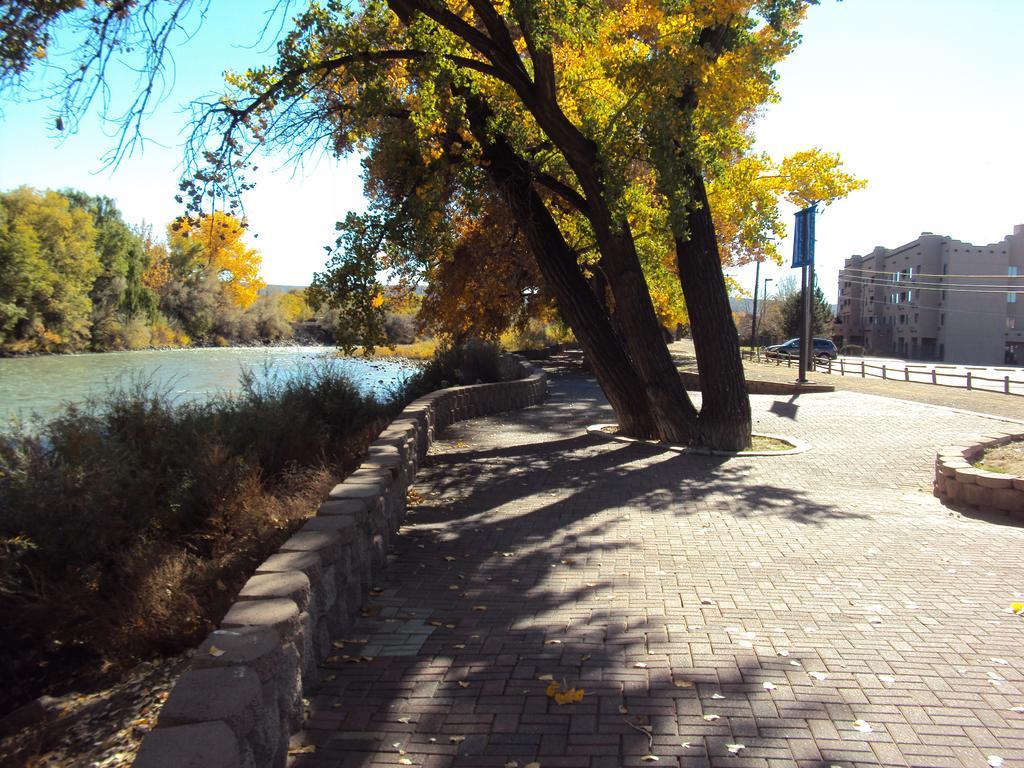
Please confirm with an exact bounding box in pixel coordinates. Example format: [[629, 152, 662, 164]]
[[0, 346, 418, 424]]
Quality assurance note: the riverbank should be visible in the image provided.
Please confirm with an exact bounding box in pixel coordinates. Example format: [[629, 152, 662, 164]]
[[0, 346, 422, 424]]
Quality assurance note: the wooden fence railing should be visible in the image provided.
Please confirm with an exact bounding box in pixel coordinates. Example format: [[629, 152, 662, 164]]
[[747, 350, 1024, 396]]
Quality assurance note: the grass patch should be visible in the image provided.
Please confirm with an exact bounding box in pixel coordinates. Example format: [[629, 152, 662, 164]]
[[974, 440, 1024, 476], [370, 339, 439, 360], [751, 435, 796, 452]]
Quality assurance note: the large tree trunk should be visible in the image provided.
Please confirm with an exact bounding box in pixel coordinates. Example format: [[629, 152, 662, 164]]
[[494, 80, 701, 443], [464, 101, 659, 438], [595, 226, 698, 443], [674, 171, 752, 451]]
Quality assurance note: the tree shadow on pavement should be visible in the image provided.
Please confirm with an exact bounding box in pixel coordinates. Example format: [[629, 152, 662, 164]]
[[288, 371, 898, 767]]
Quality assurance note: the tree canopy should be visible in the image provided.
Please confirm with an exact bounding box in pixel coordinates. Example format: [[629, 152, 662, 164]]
[[2, 0, 866, 448]]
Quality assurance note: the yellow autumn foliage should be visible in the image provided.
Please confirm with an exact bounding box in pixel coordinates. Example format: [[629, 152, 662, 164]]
[[545, 680, 585, 704], [168, 212, 265, 309]]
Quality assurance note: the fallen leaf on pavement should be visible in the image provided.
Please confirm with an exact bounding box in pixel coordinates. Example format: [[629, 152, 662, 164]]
[[726, 744, 745, 754], [852, 719, 873, 733], [208, 645, 225, 657], [809, 671, 828, 681], [702, 714, 720, 721], [762, 682, 777, 691]]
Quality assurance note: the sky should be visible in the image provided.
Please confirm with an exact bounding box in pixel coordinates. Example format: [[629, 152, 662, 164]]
[[1, 1, 1022, 302]]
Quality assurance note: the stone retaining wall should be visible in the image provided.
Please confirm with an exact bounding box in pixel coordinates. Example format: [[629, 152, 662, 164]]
[[933, 431, 1024, 519], [679, 370, 835, 395], [133, 356, 547, 768]]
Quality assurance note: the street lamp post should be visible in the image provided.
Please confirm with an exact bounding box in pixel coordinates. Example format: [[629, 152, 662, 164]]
[[751, 274, 772, 350], [750, 260, 762, 349]]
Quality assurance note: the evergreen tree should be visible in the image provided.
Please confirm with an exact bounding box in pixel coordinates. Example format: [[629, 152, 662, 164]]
[[781, 278, 834, 339]]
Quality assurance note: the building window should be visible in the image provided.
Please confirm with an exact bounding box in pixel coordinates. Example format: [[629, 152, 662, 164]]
[[1009, 318, 1017, 330], [1011, 266, 1020, 304]]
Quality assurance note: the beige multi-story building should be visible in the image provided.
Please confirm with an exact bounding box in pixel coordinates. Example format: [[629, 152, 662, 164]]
[[836, 225, 1024, 365]]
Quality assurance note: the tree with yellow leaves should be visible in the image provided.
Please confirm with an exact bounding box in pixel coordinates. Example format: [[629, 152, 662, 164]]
[[168, 212, 265, 309], [6, 0, 867, 448], [189, 0, 866, 448]]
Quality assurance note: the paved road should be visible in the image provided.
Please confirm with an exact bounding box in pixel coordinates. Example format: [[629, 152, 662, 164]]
[[291, 369, 1024, 767]]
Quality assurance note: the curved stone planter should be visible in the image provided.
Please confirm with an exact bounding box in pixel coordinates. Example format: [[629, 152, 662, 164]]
[[933, 431, 1024, 519], [134, 355, 547, 768], [585, 424, 809, 457], [679, 369, 834, 395]]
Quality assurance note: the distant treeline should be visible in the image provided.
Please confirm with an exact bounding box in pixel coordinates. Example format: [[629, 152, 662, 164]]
[[0, 186, 326, 354]]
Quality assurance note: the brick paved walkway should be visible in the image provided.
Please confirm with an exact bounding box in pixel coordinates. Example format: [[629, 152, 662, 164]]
[[291, 367, 1024, 768]]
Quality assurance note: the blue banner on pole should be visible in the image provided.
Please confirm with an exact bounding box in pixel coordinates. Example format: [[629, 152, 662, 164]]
[[792, 205, 816, 268]]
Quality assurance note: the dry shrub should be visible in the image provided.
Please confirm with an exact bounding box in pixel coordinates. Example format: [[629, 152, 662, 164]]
[[0, 345, 475, 715], [0, 368, 396, 716]]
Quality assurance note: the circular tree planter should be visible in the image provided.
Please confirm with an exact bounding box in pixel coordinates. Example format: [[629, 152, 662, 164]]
[[934, 431, 1024, 520], [585, 424, 809, 457]]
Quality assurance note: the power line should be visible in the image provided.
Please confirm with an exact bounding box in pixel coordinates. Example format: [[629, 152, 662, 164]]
[[839, 276, 1020, 295], [841, 275, 1022, 290], [841, 266, 1024, 279], [837, 294, 1019, 320], [840, 277, 1021, 290]]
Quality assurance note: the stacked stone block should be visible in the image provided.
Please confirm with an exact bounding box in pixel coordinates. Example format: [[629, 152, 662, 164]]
[[133, 356, 547, 768], [933, 430, 1024, 518]]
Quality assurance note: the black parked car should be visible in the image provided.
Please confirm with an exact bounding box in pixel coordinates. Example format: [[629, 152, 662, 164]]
[[764, 337, 839, 362]]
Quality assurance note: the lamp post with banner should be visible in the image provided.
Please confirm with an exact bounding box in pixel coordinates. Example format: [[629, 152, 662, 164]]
[[791, 204, 817, 383]]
